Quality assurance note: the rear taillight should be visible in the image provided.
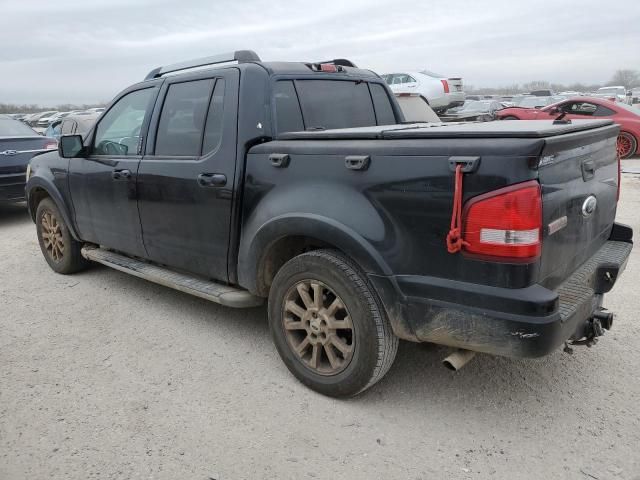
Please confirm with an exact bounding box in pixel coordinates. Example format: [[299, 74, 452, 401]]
[[44, 140, 58, 150], [463, 181, 542, 261], [441, 79, 450, 93]]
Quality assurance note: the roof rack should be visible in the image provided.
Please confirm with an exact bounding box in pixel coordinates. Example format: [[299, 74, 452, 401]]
[[144, 50, 261, 80], [317, 58, 357, 68]]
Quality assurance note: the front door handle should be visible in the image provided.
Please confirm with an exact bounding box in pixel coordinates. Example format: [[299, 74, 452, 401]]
[[197, 173, 227, 187], [112, 169, 132, 180]]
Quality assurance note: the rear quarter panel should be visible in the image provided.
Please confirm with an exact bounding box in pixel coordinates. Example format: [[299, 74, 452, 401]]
[[239, 138, 545, 293]]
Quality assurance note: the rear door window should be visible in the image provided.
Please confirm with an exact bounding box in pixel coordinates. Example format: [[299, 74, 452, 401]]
[[369, 84, 396, 125], [202, 79, 226, 154], [155, 79, 214, 157], [295, 80, 377, 130]]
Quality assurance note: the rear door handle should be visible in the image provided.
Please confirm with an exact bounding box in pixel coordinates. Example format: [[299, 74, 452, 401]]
[[197, 173, 227, 187], [112, 169, 131, 180]]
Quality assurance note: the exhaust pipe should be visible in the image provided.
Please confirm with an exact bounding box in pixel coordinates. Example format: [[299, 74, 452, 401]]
[[593, 310, 614, 330], [443, 349, 476, 371]]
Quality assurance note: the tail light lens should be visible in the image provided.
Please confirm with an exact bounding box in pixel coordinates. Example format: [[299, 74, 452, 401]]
[[463, 181, 542, 261], [320, 63, 338, 73], [441, 79, 450, 93], [44, 140, 58, 150]]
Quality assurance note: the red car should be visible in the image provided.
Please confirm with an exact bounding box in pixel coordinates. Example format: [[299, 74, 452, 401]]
[[496, 96, 640, 158]]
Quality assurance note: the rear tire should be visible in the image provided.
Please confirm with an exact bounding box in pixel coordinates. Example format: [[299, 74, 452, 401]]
[[617, 132, 637, 159], [501, 115, 519, 120], [268, 249, 398, 397], [36, 198, 87, 274]]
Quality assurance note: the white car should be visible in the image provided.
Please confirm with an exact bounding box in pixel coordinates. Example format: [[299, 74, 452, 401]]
[[381, 70, 465, 113], [37, 111, 70, 128], [594, 86, 627, 103]]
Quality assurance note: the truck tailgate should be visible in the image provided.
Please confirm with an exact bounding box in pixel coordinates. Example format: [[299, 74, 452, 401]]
[[537, 123, 620, 289]]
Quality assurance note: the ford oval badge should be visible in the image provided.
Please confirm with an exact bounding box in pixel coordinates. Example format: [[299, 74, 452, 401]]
[[581, 195, 597, 218]]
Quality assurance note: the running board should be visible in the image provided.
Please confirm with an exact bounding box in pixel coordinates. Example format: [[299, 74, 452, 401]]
[[81, 246, 264, 308]]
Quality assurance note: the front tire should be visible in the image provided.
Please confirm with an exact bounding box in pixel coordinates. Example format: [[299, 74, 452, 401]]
[[501, 115, 519, 120], [268, 249, 398, 397], [36, 198, 87, 274], [617, 132, 637, 159]]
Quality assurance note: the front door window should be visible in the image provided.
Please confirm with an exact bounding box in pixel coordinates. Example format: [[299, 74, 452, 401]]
[[93, 88, 155, 156]]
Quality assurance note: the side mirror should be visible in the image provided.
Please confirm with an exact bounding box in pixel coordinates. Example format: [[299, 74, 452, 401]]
[[59, 134, 85, 158]]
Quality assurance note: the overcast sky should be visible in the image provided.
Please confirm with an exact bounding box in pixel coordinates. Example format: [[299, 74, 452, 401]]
[[2, 0, 638, 105]]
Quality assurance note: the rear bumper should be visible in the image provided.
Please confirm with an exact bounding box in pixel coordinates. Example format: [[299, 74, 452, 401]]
[[370, 233, 633, 358], [0, 173, 27, 203]]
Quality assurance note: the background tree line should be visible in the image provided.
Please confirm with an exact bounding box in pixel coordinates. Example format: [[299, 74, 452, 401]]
[[0, 102, 107, 114], [465, 69, 639, 95]]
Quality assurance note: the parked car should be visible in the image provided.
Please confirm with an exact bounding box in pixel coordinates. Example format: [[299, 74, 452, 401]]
[[594, 86, 627, 103], [38, 111, 73, 128], [0, 115, 57, 203], [85, 107, 105, 114], [26, 50, 631, 397], [37, 111, 64, 128], [496, 96, 640, 158], [26, 111, 58, 127], [528, 89, 553, 96], [381, 70, 464, 113], [515, 96, 555, 108], [441, 99, 504, 122], [59, 112, 100, 138]]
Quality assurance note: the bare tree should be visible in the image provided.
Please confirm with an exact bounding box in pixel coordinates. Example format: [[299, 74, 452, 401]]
[[521, 80, 551, 92], [608, 69, 640, 88]]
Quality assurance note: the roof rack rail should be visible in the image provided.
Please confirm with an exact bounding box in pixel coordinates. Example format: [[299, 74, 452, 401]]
[[317, 58, 357, 68], [144, 50, 261, 80]]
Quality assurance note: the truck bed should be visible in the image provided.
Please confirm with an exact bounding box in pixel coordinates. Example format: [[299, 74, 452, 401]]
[[244, 118, 620, 295]]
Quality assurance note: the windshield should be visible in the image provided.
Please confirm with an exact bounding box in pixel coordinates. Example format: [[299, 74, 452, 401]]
[[0, 116, 38, 136]]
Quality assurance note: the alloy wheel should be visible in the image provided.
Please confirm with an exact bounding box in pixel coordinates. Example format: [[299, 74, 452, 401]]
[[617, 133, 634, 159], [282, 280, 354, 375], [41, 211, 65, 262]]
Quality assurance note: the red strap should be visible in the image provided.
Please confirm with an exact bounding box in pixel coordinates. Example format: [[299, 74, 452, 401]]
[[446, 164, 470, 254]]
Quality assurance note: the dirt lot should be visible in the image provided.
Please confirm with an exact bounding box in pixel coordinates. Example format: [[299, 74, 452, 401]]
[[2, 163, 640, 480]]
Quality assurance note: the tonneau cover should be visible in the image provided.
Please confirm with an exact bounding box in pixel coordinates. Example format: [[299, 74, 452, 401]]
[[278, 119, 614, 140]]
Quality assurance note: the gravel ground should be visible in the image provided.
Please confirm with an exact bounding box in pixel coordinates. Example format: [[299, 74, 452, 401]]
[[1, 163, 640, 480]]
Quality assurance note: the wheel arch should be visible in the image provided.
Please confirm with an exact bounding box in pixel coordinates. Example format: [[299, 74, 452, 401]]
[[26, 177, 80, 240], [237, 213, 393, 297]]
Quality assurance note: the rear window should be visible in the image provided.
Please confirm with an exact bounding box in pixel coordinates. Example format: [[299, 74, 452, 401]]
[[274, 80, 397, 133], [0, 117, 37, 136]]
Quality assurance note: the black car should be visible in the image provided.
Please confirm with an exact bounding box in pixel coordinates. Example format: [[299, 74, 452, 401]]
[[26, 50, 632, 397], [0, 115, 57, 203]]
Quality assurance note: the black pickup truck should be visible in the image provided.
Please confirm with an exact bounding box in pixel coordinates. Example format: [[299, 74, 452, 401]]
[[26, 50, 632, 397]]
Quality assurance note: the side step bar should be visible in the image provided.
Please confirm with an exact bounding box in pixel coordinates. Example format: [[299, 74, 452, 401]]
[[81, 246, 264, 308]]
